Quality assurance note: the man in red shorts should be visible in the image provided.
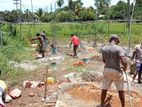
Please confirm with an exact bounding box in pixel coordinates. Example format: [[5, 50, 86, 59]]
[[70, 34, 80, 58]]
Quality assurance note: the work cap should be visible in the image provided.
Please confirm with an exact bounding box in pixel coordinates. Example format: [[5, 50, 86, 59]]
[[109, 34, 120, 43]]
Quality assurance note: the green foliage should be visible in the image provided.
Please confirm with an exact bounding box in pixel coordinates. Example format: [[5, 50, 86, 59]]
[[78, 7, 96, 21], [55, 10, 75, 22], [95, 0, 110, 15], [110, 1, 127, 19], [0, 23, 32, 82], [134, 4, 142, 20], [0, 52, 10, 74]]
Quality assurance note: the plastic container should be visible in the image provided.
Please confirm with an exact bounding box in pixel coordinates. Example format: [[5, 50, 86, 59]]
[[82, 58, 90, 63], [47, 77, 54, 84]]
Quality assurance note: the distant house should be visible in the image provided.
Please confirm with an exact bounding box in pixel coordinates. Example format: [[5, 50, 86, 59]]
[[99, 14, 105, 18]]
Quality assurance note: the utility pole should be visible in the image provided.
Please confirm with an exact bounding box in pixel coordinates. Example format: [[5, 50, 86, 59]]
[[13, 0, 22, 40], [19, 0, 22, 40], [107, 0, 111, 36], [0, 25, 3, 47], [127, 0, 131, 52], [31, 0, 35, 32], [13, 0, 20, 22], [45, 6, 48, 13], [31, 0, 34, 22], [51, 3, 53, 13]]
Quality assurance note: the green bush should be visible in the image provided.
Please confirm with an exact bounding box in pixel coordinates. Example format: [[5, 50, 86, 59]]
[[55, 10, 75, 22]]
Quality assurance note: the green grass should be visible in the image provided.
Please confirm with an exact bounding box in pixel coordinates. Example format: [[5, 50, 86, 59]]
[[16, 22, 142, 45]]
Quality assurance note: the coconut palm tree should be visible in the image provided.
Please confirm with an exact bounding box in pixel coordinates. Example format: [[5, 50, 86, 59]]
[[35, 8, 44, 21], [57, 0, 64, 8]]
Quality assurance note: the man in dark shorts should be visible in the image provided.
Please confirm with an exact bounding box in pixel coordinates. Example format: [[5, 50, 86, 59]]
[[101, 35, 127, 107], [31, 33, 46, 58], [131, 43, 142, 83], [70, 34, 80, 58], [40, 31, 49, 48]]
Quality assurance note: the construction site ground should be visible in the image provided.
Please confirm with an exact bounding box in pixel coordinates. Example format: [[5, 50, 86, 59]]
[[5, 41, 142, 107]]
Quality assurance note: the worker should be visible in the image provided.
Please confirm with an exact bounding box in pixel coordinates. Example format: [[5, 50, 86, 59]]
[[101, 35, 127, 107], [131, 43, 142, 83], [50, 41, 57, 54], [0, 80, 8, 107], [70, 34, 80, 58], [40, 31, 49, 48], [31, 33, 46, 58]]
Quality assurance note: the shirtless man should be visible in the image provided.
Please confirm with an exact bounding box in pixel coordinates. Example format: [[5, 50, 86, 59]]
[[31, 33, 46, 58]]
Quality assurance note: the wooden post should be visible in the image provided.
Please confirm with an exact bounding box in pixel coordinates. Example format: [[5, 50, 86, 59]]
[[44, 65, 48, 100]]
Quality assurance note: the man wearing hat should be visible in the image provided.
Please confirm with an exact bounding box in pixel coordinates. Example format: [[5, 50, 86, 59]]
[[100, 34, 127, 107]]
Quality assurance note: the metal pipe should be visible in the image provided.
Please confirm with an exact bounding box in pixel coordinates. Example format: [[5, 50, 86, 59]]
[[124, 72, 133, 107]]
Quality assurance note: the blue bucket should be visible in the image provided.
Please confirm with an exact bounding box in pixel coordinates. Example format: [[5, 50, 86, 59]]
[[82, 58, 89, 63], [52, 47, 57, 54]]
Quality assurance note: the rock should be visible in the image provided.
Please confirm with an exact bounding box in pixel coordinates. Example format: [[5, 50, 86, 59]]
[[81, 71, 103, 82], [9, 88, 22, 99], [29, 92, 35, 97], [64, 72, 82, 83], [5, 95, 12, 103], [23, 80, 45, 88], [23, 81, 32, 88], [37, 81, 45, 87]]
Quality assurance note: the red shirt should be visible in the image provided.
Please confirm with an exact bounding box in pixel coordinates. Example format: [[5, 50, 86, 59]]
[[71, 35, 79, 46]]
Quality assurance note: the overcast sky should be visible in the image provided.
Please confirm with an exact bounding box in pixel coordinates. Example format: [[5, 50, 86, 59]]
[[0, 0, 130, 11]]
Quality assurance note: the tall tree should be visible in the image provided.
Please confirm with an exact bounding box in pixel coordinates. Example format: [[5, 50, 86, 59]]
[[94, 0, 110, 15], [110, 1, 127, 19], [136, 0, 142, 5], [57, 0, 64, 8], [74, 0, 83, 15], [68, 0, 83, 14], [68, 0, 74, 10], [35, 8, 44, 21], [134, 0, 142, 19]]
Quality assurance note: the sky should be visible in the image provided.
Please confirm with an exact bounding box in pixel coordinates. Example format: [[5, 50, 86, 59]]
[[0, 0, 130, 12]]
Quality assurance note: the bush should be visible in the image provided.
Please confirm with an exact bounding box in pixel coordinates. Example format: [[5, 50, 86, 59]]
[[55, 10, 75, 22]]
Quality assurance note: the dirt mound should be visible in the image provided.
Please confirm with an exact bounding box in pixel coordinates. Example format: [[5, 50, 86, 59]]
[[64, 83, 140, 107]]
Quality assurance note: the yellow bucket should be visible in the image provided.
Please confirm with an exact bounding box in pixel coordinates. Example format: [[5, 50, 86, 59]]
[[47, 77, 54, 84]]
